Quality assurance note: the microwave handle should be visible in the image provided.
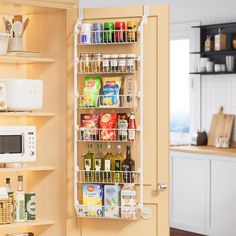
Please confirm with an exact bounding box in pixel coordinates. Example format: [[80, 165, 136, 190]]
[[21, 132, 25, 156]]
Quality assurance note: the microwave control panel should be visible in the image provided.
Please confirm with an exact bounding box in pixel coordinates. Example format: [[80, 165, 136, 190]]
[[28, 131, 36, 156]]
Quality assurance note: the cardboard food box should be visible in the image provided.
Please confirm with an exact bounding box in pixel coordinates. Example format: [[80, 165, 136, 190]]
[[83, 184, 103, 217]]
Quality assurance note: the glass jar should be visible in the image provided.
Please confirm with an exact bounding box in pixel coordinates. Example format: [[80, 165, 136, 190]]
[[103, 54, 111, 73], [111, 54, 119, 72], [104, 22, 114, 43], [80, 53, 92, 73], [92, 53, 103, 73], [92, 23, 103, 44], [126, 54, 137, 72], [127, 21, 138, 42], [118, 54, 127, 72], [115, 22, 126, 43]]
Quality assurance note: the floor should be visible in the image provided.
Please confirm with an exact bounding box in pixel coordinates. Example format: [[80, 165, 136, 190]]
[[170, 228, 205, 236]]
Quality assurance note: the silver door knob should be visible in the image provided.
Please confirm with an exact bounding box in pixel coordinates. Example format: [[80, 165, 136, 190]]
[[157, 183, 168, 191]]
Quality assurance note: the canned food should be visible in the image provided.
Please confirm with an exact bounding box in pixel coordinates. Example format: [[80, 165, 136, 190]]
[[127, 21, 138, 42], [25, 193, 36, 221], [92, 23, 103, 44], [104, 22, 114, 43]]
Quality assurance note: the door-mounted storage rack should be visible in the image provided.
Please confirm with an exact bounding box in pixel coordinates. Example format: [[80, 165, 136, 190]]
[[74, 6, 149, 220]]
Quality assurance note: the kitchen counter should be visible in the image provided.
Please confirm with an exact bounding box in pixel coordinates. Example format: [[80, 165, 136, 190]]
[[170, 145, 236, 157]]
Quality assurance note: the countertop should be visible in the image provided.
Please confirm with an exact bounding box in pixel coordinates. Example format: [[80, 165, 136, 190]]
[[170, 145, 236, 157]]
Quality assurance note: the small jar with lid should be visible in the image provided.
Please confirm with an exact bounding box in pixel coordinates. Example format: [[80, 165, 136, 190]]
[[92, 53, 103, 73], [111, 54, 119, 72], [126, 54, 137, 72], [118, 54, 127, 72], [103, 54, 111, 73], [80, 53, 92, 73]]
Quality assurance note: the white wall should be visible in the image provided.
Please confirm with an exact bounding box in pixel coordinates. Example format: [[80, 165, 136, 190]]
[[80, 0, 236, 24]]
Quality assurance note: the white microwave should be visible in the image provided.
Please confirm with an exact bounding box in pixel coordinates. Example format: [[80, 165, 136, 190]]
[[0, 126, 36, 163]]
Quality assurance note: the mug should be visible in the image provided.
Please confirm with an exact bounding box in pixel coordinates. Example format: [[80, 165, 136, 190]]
[[8, 37, 23, 51], [206, 61, 214, 72], [215, 64, 222, 72], [199, 57, 210, 72]]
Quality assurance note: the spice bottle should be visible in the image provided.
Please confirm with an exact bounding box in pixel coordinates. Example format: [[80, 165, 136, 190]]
[[92, 23, 103, 44], [127, 21, 138, 42], [115, 22, 126, 43], [104, 22, 114, 43], [111, 54, 119, 72], [128, 112, 137, 142], [92, 53, 103, 73], [81, 23, 91, 44], [80, 53, 92, 73], [118, 54, 127, 72], [205, 35, 214, 52], [215, 28, 227, 51], [103, 54, 111, 73], [127, 54, 137, 72]]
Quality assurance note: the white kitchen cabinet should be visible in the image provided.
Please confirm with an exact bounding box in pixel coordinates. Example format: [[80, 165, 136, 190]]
[[170, 152, 207, 235], [171, 150, 236, 236]]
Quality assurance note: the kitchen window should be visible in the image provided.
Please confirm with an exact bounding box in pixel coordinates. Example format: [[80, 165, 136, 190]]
[[170, 22, 200, 145]]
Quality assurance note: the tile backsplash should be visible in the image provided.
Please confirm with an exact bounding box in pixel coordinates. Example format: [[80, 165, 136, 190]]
[[201, 75, 236, 141]]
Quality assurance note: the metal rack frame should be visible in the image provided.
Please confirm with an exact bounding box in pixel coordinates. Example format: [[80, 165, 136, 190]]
[[74, 5, 149, 220]]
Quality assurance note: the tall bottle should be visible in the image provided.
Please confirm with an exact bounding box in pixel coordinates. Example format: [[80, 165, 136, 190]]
[[83, 144, 94, 182], [128, 113, 137, 142], [104, 144, 113, 182], [122, 146, 135, 183], [113, 145, 124, 182], [14, 175, 25, 222], [93, 144, 104, 181]]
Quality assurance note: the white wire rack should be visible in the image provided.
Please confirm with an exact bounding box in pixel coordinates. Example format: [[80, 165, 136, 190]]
[[78, 94, 138, 109], [74, 6, 148, 220], [78, 170, 140, 184], [78, 28, 140, 45]]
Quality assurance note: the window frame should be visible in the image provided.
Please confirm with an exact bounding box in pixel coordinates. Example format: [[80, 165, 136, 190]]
[[170, 22, 201, 144]]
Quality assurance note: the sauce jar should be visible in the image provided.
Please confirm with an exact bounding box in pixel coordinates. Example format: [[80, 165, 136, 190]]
[[127, 54, 137, 72], [115, 22, 126, 43], [92, 23, 103, 44], [111, 54, 119, 72], [118, 54, 127, 72], [80, 53, 92, 73], [92, 53, 103, 73], [81, 23, 91, 44], [103, 54, 111, 73], [104, 22, 114, 43], [127, 21, 138, 42]]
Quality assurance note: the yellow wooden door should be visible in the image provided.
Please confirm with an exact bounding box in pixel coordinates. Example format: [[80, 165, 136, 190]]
[[66, 4, 169, 236]]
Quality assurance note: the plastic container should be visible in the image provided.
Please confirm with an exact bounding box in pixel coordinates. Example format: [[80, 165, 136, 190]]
[[92, 23, 103, 44], [81, 23, 91, 44], [104, 22, 114, 43], [0, 33, 10, 55]]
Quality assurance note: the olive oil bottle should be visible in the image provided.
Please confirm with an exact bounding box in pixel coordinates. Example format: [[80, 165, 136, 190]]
[[113, 145, 124, 183], [122, 145, 135, 183], [93, 144, 104, 181], [104, 144, 113, 182], [83, 144, 94, 182]]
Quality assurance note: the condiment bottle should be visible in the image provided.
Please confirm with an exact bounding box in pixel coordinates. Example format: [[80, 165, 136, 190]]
[[127, 21, 138, 42], [104, 22, 114, 43], [93, 144, 104, 181], [215, 28, 227, 51], [113, 145, 124, 182], [104, 144, 113, 182], [80, 53, 92, 73], [118, 54, 127, 73], [122, 145, 135, 183], [127, 54, 137, 72], [103, 54, 111, 73], [92, 53, 103, 73], [111, 54, 119, 72], [115, 22, 126, 43], [205, 35, 214, 52], [83, 144, 94, 182], [128, 112, 137, 142]]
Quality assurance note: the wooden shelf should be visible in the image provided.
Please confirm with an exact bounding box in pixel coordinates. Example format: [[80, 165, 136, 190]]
[[0, 220, 54, 229], [192, 21, 236, 29], [190, 50, 236, 56], [0, 55, 55, 64], [190, 72, 236, 75], [0, 112, 55, 117], [0, 166, 55, 173]]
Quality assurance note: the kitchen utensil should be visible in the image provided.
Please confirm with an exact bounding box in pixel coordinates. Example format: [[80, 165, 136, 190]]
[[206, 61, 214, 72], [226, 56, 235, 72], [199, 57, 209, 72], [20, 18, 29, 37], [208, 106, 234, 147], [0, 79, 43, 111], [0, 33, 10, 55], [214, 64, 222, 72], [3, 17, 12, 34], [12, 21, 23, 37]]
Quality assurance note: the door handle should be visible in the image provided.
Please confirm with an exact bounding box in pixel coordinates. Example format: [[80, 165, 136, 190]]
[[157, 183, 168, 191]]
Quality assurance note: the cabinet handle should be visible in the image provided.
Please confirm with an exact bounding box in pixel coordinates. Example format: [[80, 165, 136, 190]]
[[157, 183, 168, 191]]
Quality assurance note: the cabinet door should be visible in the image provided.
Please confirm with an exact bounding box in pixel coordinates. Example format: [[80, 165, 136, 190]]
[[170, 152, 207, 235], [208, 159, 236, 236]]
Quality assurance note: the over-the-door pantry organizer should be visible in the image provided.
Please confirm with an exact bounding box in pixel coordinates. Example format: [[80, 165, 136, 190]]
[[74, 6, 151, 220]]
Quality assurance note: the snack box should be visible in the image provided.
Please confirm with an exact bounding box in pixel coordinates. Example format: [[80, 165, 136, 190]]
[[104, 185, 120, 218], [83, 184, 103, 217]]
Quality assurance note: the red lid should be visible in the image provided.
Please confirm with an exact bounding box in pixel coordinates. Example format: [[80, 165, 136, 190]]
[[115, 22, 125, 29]]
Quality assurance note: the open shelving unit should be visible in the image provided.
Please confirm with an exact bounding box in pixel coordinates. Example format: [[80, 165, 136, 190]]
[[0, 55, 55, 64], [0, 112, 55, 117], [74, 9, 148, 220], [0, 220, 54, 229], [0, 166, 55, 173]]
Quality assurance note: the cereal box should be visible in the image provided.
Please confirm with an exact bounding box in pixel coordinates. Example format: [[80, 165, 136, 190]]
[[83, 184, 103, 217], [104, 185, 120, 218]]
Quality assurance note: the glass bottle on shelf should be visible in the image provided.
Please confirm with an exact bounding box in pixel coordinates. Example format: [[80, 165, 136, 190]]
[[204, 35, 214, 52], [104, 144, 113, 182], [93, 144, 104, 182], [80, 53, 92, 73], [122, 145, 135, 183], [14, 175, 25, 223], [215, 28, 227, 51], [92, 53, 103, 73], [113, 145, 124, 183], [128, 112, 137, 142], [83, 144, 94, 182], [5, 177, 14, 218]]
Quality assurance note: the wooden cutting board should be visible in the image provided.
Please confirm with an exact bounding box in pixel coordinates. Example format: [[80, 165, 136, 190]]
[[208, 107, 235, 146]]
